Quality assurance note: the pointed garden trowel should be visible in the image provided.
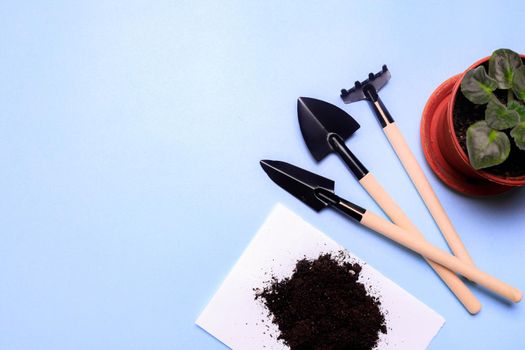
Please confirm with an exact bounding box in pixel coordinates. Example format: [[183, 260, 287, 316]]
[[340, 66, 476, 269], [297, 97, 481, 313], [260, 159, 522, 304]]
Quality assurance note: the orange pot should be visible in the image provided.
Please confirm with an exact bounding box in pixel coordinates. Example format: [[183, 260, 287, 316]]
[[421, 56, 525, 196]]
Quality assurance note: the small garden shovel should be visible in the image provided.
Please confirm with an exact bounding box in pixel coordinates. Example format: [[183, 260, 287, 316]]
[[341, 66, 476, 268], [260, 160, 522, 304], [297, 97, 480, 313]]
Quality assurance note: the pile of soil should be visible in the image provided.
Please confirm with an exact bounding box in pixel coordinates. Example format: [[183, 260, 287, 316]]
[[453, 60, 525, 178], [255, 252, 387, 350]]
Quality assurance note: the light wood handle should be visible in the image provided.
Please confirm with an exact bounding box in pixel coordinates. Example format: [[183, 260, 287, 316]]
[[383, 122, 475, 266], [359, 173, 481, 313], [360, 210, 522, 303]]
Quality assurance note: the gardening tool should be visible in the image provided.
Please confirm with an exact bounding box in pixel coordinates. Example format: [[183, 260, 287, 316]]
[[340, 66, 475, 267], [297, 97, 481, 313], [260, 160, 522, 303]]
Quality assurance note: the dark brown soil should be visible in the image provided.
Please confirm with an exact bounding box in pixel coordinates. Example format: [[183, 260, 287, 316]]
[[255, 252, 387, 350], [453, 61, 525, 178]]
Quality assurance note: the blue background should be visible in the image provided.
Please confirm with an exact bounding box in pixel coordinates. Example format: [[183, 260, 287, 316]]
[[1, 1, 524, 349]]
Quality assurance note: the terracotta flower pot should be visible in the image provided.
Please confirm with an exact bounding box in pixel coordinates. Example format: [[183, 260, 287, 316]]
[[421, 55, 525, 196]]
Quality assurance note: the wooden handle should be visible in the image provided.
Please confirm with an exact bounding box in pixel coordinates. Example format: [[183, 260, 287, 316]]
[[361, 210, 522, 303], [359, 173, 481, 313], [383, 122, 475, 266]]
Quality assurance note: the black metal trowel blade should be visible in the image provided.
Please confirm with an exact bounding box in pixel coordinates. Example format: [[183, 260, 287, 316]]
[[297, 97, 360, 162], [260, 159, 335, 212]]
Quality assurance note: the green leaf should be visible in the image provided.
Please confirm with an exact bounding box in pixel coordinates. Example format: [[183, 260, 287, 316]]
[[467, 121, 510, 169], [512, 66, 525, 101], [508, 100, 525, 122], [488, 48, 523, 89], [485, 99, 520, 130], [460, 66, 498, 104], [511, 122, 525, 150]]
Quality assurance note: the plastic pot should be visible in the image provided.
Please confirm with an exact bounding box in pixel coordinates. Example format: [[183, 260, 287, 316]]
[[421, 56, 525, 196]]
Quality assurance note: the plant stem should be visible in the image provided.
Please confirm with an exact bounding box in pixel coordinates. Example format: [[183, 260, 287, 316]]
[[508, 89, 514, 103]]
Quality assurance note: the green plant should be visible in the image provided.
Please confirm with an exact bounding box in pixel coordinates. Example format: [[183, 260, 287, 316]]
[[460, 49, 525, 170]]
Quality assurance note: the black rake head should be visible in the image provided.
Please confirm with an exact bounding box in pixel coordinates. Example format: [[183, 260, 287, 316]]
[[340, 65, 391, 103]]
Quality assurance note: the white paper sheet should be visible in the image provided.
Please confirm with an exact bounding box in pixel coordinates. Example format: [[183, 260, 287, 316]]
[[196, 204, 445, 349]]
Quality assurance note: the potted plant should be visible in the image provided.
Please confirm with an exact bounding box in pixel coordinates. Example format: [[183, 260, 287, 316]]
[[421, 49, 525, 196]]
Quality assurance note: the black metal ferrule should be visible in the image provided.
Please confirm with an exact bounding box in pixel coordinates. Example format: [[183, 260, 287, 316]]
[[315, 188, 366, 222], [328, 134, 368, 180], [363, 85, 395, 128]]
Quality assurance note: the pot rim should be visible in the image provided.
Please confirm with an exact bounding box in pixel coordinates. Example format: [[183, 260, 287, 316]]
[[447, 54, 525, 185]]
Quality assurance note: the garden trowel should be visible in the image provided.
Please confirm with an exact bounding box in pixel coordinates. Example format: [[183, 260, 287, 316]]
[[340, 66, 476, 268], [297, 97, 480, 313], [260, 159, 521, 303]]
